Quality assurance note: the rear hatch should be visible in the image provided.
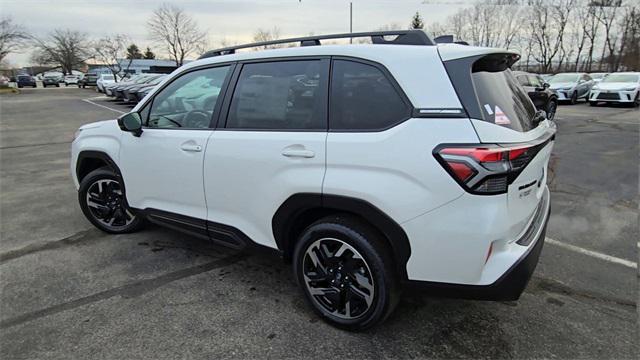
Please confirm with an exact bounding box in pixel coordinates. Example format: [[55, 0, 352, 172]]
[[437, 46, 556, 239]]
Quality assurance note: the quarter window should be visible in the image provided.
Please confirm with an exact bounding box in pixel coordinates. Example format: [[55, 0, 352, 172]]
[[226, 60, 326, 130], [147, 66, 230, 129], [329, 60, 410, 130]]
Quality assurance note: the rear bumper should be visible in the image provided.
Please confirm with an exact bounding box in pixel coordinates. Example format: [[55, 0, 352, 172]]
[[404, 185, 550, 301], [405, 212, 547, 300]]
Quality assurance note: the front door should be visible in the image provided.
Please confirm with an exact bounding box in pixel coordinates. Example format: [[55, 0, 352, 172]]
[[119, 65, 232, 222]]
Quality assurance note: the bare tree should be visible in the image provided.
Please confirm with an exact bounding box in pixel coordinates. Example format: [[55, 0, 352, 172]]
[[527, 0, 575, 72], [0, 16, 29, 63], [92, 34, 131, 82], [31, 29, 91, 74], [614, 4, 640, 71], [147, 3, 207, 66], [253, 27, 283, 49]]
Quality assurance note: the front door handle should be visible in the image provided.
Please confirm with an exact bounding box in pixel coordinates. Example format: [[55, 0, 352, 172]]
[[181, 144, 202, 152], [282, 149, 315, 158]]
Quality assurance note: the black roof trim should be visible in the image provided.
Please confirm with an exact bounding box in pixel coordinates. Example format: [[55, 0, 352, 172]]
[[199, 30, 434, 59]]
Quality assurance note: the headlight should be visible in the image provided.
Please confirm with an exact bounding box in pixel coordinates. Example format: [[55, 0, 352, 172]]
[[622, 87, 637, 91], [73, 129, 83, 141]]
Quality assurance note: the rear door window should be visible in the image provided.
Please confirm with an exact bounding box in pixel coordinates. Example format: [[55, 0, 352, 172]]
[[226, 60, 327, 130], [329, 60, 410, 130]]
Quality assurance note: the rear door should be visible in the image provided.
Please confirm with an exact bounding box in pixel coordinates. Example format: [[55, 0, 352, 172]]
[[203, 58, 329, 248]]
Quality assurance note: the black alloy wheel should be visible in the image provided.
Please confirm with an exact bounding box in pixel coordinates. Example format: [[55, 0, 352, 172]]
[[78, 168, 143, 234]]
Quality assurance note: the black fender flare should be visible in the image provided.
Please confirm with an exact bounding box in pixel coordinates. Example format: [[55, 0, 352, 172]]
[[272, 193, 412, 280]]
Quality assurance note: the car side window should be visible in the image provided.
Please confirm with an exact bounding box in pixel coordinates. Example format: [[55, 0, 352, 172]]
[[226, 60, 326, 130], [147, 66, 230, 129], [517, 75, 530, 87], [528, 75, 542, 88], [329, 60, 410, 130]]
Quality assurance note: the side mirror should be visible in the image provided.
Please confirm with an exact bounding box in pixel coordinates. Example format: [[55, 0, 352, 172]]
[[117, 112, 143, 137], [543, 82, 550, 89]]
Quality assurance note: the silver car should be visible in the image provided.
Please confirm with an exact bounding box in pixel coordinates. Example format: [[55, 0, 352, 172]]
[[548, 73, 594, 105]]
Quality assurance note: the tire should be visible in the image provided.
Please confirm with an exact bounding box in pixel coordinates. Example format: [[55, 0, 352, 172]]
[[570, 91, 578, 105], [65, 82, 68, 86], [293, 214, 400, 331], [633, 93, 639, 108], [78, 167, 143, 234], [42, 84, 46, 88], [17, 85, 22, 88], [546, 101, 557, 120], [589, 101, 598, 106], [56, 84, 60, 87]]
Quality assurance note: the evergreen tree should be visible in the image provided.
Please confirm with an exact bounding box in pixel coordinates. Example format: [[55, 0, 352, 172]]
[[143, 47, 156, 59], [126, 44, 143, 59], [410, 11, 424, 30]]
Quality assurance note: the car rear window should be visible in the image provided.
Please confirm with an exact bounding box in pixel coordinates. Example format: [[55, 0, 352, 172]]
[[471, 56, 536, 132]]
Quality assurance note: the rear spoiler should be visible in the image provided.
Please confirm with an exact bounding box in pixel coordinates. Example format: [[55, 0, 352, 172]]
[[433, 35, 469, 46]]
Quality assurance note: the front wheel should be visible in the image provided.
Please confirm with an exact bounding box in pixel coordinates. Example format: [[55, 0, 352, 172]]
[[570, 91, 578, 105], [78, 167, 143, 234], [546, 101, 557, 121], [293, 215, 399, 331]]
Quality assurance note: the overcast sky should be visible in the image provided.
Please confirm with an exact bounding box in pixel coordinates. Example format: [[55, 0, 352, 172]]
[[1, 0, 473, 66]]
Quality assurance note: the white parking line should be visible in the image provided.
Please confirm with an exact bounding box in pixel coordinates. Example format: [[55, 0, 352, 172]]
[[82, 98, 125, 114], [545, 237, 637, 269]]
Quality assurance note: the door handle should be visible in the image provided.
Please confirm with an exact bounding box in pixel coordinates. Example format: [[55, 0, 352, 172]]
[[180, 144, 202, 152], [282, 149, 315, 158]]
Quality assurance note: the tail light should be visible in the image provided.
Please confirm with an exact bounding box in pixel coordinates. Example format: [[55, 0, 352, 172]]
[[434, 143, 542, 195]]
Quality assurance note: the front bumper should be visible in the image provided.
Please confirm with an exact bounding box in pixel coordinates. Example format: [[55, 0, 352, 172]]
[[553, 90, 573, 100], [589, 89, 638, 103]]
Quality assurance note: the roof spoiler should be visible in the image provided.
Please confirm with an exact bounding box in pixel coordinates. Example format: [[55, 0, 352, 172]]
[[199, 30, 435, 59]]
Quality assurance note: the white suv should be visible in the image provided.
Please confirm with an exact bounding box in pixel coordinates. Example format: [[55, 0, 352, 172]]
[[71, 30, 555, 330]]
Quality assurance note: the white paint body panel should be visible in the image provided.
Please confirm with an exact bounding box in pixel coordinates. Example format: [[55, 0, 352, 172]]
[[203, 131, 326, 248], [118, 129, 214, 220]]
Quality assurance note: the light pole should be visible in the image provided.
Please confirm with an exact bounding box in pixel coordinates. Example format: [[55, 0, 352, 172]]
[[349, 2, 353, 44]]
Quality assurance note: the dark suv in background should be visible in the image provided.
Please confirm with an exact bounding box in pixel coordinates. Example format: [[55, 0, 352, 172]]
[[17, 75, 37, 88], [514, 71, 558, 120]]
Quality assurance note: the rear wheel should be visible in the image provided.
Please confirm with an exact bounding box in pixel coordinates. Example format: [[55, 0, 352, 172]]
[[293, 215, 399, 330], [78, 167, 143, 234], [633, 93, 639, 107], [589, 101, 598, 106]]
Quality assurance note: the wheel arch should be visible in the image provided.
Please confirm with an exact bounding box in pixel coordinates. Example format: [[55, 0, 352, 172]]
[[76, 151, 123, 184], [272, 193, 412, 280]]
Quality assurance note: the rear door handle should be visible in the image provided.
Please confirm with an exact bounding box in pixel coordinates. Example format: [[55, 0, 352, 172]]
[[180, 144, 202, 152], [281, 149, 315, 158]]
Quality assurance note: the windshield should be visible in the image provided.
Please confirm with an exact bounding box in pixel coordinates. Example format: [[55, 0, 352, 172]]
[[602, 74, 639, 83], [550, 74, 579, 83], [590, 73, 607, 79], [18, 75, 30, 80]]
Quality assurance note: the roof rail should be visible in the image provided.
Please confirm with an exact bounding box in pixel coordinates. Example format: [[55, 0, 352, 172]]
[[434, 35, 469, 46], [198, 30, 434, 59]]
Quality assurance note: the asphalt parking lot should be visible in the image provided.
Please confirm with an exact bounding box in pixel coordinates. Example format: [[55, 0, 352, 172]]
[[0, 88, 637, 359]]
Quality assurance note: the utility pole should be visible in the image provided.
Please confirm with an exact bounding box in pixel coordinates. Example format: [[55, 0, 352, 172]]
[[349, 2, 353, 44]]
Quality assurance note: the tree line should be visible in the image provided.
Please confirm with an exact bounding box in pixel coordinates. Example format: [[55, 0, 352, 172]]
[[423, 0, 639, 73]]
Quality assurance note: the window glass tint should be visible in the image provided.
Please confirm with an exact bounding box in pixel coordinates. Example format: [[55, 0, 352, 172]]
[[330, 60, 409, 130], [528, 75, 542, 87], [516, 75, 530, 86], [147, 66, 229, 129], [226, 60, 325, 130], [472, 69, 536, 132]]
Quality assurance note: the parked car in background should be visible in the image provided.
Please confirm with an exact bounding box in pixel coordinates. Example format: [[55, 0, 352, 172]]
[[79, 73, 100, 88], [17, 75, 37, 88], [42, 75, 60, 88], [96, 74, 116, 93], [64, 75, 80, 86], [104, 74, 144, 97], [113, 74, 160, 100], [540, 74, 553, 82], [588, 72, 640, 107], [589, 72, 609, 83], [124, 74, 167, 102], [514, 71, 558, 120], [548, 72, 594, 104]]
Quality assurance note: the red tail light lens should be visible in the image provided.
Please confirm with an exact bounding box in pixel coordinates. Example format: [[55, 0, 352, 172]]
[[435, 143, 540, 194]]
